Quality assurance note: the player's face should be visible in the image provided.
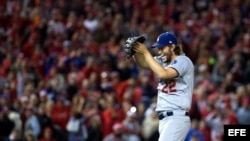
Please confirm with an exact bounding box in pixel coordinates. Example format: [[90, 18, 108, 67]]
[[158, 46, 172, 63]]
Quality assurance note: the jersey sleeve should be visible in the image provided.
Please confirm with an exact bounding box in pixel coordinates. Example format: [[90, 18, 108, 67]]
[[168, 56, 192, 77]]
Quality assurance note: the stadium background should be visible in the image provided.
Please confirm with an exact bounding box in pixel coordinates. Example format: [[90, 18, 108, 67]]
[[0, 0, 249, 141]]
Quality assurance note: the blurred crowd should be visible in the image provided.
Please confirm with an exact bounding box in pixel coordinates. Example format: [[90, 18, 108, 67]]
[[0, 0, 249, 141]]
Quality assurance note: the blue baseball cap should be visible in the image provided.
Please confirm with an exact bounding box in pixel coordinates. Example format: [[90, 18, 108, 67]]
[[152, 32, 178, 48]]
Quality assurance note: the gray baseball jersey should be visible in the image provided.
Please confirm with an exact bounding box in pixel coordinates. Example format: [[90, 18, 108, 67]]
[[154, 54, 194, 112]]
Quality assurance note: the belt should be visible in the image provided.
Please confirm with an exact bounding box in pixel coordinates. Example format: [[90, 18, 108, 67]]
[[157, 111, 189, 120]]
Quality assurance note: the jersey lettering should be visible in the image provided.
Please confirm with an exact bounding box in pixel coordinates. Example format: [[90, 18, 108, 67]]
[[162, 80, 177, 93]]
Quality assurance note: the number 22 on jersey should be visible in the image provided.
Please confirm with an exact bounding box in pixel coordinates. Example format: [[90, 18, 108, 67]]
[[162, 80, 177, 93]]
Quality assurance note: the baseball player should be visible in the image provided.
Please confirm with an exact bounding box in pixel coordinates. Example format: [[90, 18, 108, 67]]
[[131, 32, 194, 141]]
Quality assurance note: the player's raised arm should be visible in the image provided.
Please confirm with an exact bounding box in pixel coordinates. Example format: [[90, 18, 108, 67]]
[[141, 51, 178, 79], [133, 47, 150, 69], [133, 42, 179, 79]]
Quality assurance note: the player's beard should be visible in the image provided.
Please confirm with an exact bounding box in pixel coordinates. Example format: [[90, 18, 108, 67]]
[[162, 51, 172, 63]]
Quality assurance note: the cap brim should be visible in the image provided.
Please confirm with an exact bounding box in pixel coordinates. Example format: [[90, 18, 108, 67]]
[[151, 42, 165, 48]]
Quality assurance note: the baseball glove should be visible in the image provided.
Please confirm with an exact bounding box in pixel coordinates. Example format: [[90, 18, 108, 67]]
[[123, 35, 146, 58]]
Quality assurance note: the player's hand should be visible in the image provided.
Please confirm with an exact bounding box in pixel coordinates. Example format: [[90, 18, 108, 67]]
[[123, 35, 146, 58], [133, 42, 150, 55]]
